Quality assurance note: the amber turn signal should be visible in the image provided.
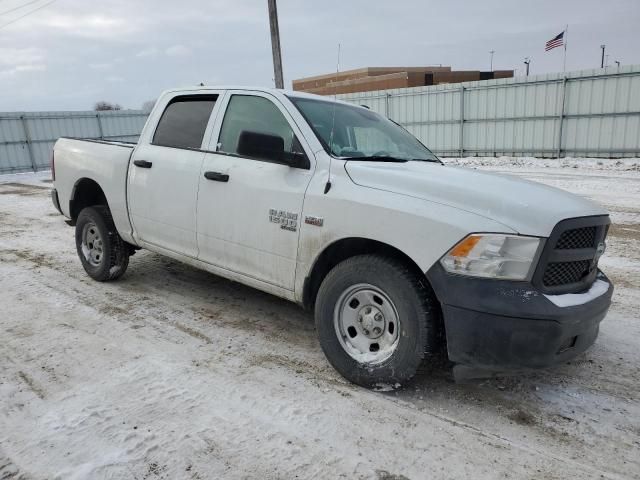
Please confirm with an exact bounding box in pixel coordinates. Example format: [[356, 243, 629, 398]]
[[449, 235, 482, 257]]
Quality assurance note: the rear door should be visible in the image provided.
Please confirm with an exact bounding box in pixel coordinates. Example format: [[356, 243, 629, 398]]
[[196, 91, 315, 290], [128, 92, 222, 257]]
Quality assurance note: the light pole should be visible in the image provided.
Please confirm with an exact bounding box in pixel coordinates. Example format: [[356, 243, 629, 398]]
[[600, 44, 606, 69], [524, 57, 530, 76], [267, 0, 284, 89], [615, 60, 621, 68], [489, 50, 495, 71]]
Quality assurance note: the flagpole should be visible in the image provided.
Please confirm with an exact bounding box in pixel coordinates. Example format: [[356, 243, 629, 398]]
[[563, 24, 568, 73]]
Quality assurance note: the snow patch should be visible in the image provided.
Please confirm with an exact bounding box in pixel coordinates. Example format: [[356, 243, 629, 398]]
[[373, 383, 401, 392], [446, 156, 640, 172], [544, 279, 610, 308], [0, 169, 52, 187]]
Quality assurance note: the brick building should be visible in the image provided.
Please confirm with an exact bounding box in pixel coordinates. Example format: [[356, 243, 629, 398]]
[[292, 66, 514, 95]]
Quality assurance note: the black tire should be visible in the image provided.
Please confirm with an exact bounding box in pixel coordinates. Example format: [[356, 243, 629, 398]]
[[75, 206, 129, 281], [315, 255, 439, 389]]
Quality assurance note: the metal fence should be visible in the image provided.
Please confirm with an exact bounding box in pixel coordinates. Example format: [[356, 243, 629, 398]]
[[339, 64, 640, 158], [0, 110, 148, 174], [1, 66, 639, 174]]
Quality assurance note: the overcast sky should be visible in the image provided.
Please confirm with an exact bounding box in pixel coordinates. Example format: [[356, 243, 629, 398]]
[[1, 0, 639, 111]]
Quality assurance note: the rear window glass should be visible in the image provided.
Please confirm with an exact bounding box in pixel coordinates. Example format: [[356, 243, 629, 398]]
[[152, 95, 217, 149]]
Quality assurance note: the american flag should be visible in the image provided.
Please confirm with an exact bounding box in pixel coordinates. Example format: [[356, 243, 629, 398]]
[[545, 31, 565, 51]]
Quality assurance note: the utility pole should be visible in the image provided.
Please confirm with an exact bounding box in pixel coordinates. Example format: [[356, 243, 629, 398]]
[[524, 57, 530, 76], [489, 50, 495, 71], [267, 0, 284, 89], [600, 44, 606, 68]]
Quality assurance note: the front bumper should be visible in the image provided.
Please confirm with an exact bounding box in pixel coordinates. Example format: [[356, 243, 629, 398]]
[[427, 263, 613, 370]]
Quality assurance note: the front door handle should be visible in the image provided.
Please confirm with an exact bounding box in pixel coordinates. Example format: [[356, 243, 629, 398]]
[[204, 171, 229, 182], [133, 160, 153, 168]]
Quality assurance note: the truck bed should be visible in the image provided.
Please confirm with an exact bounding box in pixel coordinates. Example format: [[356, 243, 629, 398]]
[[53, 137, 136, 242], [64, 138, 137, 147]]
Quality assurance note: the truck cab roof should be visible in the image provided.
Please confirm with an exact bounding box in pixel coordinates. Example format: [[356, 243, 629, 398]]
[[158, 85, 356, 106]]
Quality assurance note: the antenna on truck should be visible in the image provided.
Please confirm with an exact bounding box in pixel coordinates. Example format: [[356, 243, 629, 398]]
[[324, 43, 341, 194]]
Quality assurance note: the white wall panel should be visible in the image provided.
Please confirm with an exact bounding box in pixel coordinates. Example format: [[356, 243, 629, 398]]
[[340, 65, 640, 158], [2, 68, 639, 174], [0, 111, 148, 173]]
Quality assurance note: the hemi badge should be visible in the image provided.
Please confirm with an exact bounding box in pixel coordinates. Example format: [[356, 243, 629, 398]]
[[305, 216, 324, 227]]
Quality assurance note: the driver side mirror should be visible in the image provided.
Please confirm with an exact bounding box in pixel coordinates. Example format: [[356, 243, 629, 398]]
[[237, 130, 309, 169], [282, 150, 309, 169]]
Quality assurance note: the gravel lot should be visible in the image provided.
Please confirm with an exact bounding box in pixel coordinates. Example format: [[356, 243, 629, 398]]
[[1, 160, 639, 480]]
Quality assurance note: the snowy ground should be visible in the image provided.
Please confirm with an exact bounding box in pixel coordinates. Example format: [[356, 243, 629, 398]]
[[0, 160, 639, 480]]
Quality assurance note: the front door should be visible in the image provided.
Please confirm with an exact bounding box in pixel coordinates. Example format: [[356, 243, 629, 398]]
[[196, 92, 314, 290], [128, 93, 220, 257]]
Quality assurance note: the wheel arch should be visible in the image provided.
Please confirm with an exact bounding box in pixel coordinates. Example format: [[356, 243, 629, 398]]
[[302, 236, 435, 311], [69, 177, 110, 223]]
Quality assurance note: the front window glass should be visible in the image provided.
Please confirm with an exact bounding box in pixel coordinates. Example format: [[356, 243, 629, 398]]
[[218, 95, 295, 159], [288, 96, 438, 161]]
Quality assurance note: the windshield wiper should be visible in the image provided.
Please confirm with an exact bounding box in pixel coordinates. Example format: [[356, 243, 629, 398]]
[[340, 155, 442, 164], [339, 155, 408, 163], [412, 158, 443, 163]]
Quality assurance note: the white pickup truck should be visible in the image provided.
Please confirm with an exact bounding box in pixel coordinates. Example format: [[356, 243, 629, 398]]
[[51, 86, 613, 388]]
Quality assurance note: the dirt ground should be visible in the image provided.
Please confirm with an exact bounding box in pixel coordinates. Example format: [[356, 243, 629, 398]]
[[0, 164, 639, 480]]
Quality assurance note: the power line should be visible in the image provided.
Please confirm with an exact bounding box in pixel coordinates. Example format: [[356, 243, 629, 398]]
[[0, 0, 56, 30], [0, 0, 43, 16]]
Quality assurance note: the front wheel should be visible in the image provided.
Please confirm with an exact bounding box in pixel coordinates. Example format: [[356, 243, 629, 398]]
[[75, 206, 129, 281], [315, 255, 440, 389]]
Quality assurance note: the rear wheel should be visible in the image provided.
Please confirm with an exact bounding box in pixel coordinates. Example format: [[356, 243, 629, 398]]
[[315, 255, 439, 389], [75, 206, 129, 281]]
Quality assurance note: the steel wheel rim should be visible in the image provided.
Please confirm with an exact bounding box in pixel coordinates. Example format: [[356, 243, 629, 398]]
[[334, 283, 400, 364], [81, 222, 104, 267]]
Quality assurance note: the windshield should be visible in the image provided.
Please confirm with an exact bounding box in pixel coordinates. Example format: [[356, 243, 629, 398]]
[[288, 96, 439, 162]]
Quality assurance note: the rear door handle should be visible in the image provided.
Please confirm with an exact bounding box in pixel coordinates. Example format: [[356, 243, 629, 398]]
[[134, 160, 153, 168], [204, 171, 229, 182]]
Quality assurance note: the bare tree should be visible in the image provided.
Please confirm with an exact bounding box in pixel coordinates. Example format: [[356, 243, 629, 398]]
[[94, 101, 122, 111], [141, 99, 157, 112]]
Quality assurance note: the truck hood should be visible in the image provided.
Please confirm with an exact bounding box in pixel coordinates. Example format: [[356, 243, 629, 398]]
[[344, 161, 607, 236]]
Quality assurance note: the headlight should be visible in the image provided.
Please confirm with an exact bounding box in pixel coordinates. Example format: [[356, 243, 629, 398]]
[[440, 234, 542, 280]]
